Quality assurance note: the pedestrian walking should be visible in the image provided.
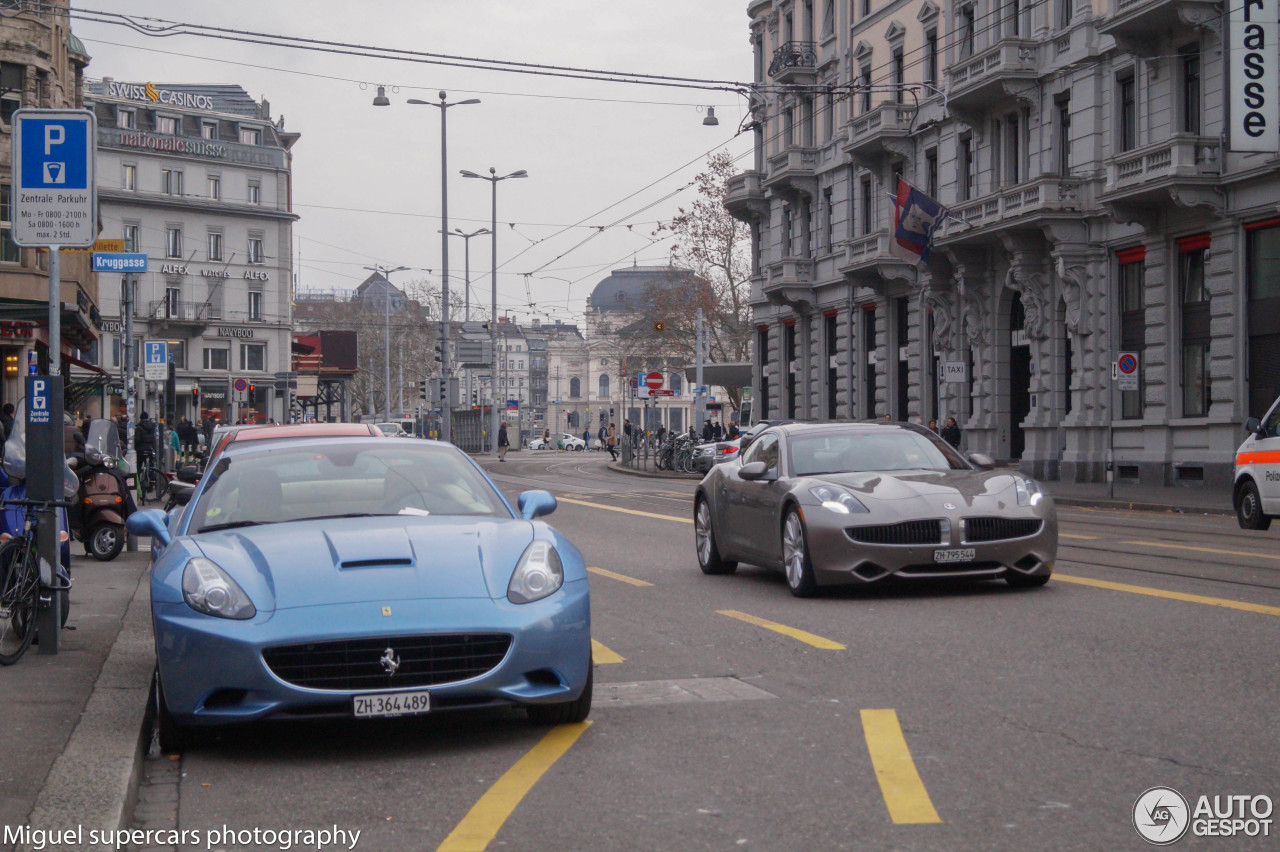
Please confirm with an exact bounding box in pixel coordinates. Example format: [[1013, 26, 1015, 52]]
[[928, 419, 938, 433], [0, 403, 14, 442], [606, 422, 618, 460], [623, 419, 633, 446], [941, 416, 962, 449], [702, 419, 713, 442], [498, 421, 510, 462], [727, 422, 740, 440], [713, 420, 724, 440], [583, 427, 590, 446]]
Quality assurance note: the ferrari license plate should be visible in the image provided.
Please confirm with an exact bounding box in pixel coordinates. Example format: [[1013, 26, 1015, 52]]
[[933, 548, 976, 563], [353, 689, 431, 718]]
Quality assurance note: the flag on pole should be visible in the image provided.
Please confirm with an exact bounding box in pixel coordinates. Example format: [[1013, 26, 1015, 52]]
[[890, 178, 946, 265]]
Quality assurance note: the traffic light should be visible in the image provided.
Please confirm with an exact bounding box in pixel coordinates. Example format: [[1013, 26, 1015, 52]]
[[3, 352, 17, 378], [653, 321, 665, 332], [419, 383, 428, 401], [433, 343, 443, 363], [248, 383, 256, 404], [192, 387, 199, 406]]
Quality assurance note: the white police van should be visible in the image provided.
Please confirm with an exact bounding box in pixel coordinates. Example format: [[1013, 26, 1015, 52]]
[[1234, 395, 1280, 530]]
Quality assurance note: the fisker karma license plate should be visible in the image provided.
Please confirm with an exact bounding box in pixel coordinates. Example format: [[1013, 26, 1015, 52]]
[[933, 548, 977, 563], [353, 689, 432, 718]]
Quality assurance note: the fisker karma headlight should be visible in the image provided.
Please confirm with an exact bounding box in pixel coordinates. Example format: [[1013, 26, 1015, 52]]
[[809, 484, 870, 514], [1014, 477, 1043, 507], [508, 540, 565, 604], [182, 557, 256, 619]]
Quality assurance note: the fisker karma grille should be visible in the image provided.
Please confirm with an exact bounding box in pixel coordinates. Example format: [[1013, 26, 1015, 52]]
[[847, 519, 944, 545], [263, 633, 512, 691], [963, 517, 1043, 543]]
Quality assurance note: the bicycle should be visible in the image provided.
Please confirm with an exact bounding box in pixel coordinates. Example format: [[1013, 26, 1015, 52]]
[[0, 497, 74, 666], [136, 452, 164, 504]]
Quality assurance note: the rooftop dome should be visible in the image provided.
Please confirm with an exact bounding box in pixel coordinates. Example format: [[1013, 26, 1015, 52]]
[[586, 265, 696, 312]]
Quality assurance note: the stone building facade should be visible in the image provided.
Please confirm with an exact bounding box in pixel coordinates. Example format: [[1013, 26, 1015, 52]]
[[730, 0, 1280, 489]]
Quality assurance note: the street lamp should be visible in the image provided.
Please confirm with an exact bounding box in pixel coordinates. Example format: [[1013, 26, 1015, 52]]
[[362, 263, 408, 420], [387, 90, 480, 444], [461, 166, 528, 455]]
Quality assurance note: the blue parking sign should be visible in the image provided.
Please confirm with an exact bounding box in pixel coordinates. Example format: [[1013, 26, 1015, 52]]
[[10, 109, 97, 247], [20, 117, 89, 189]]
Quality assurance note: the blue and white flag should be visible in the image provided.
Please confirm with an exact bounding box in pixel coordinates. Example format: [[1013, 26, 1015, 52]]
[[890, 179, 946, 265]]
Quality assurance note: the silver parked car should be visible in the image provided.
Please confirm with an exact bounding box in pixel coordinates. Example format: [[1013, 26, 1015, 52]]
[[693, 422, 1058, 596]]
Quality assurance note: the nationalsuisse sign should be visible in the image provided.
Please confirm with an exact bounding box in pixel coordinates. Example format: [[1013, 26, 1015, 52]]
[[10, 109, 97, 247]]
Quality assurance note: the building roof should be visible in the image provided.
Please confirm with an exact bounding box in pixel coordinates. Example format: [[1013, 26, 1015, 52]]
[[586, 265, 697, 312], [87, 80, 264, 118]]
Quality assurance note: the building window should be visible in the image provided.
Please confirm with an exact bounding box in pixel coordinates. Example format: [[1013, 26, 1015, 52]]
[[1119, 255, 1145, 419], [0, 186, 20, 263], [168, 341, 186, 370], [247, 181, 261, 205], [568, 377, 581, 398], [156, 115, 179, 135], [1058, 0, 1072, 28], [1246, 224, 1280, 419], [822, 187, 834, 252], [785, 323, 798, 418], [122, 163, 136, 191], [0, 63, 21, 125], [926, 148, 938, 197], [207, 175, 221, 200], [822, 90, 835, 141], [117, 107, 136, 130], [162, 169, 183, 196], [1181, 46, 1201, 135], [598, 374, 609, 398], [239, 126, 262, 145], [757, 326, 770, 420], [1180, 241, 1210, 417], [670, 372, 682, 394], [860, 0, 871, 18], [206, 285, 222, 320], [203, 346, 229, 371], [822, 0, 835, 34], [201, 121, 218, 140], [859, 62, 872, 113], [958, 136, 974, 201], [208, 232, 223, 262], [891, 47, 905, 103], [248, 236, 264, 264], [924, 31, 938, 88], [164, 287, 181, 318], [240, 343, 265, 371], [1004, 111, 1022, 185], [248, 291, 262, 322], [1056, 96, 1071, 175], [860, 176, 873, 235], [1118, 73, 1137, 152], [1005, 0, 1023, 37], [166, 227, 182, 259], [826, 313, 839, 419], [959, 5, 976, 58], [123, 223, 140, 253]]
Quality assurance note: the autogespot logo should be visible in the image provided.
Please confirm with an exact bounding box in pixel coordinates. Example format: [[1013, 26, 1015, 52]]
[[1134, 787, 1191, 845]]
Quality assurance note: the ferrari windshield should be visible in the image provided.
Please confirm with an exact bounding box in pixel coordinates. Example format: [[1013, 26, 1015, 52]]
[[789, 428, 970, 475], [188, 442, 508, 532]]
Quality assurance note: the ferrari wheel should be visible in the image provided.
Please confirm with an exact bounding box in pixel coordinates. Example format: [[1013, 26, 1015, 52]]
[[782, 510, 817, 598], [1236, 481, 1271, 531], [527, 664, 592, 725], [695, 498, 736, 575], [152, 668, 195, 754]]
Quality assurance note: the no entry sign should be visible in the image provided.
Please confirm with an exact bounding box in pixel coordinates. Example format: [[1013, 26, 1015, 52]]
[[645, 372, 664, 390]]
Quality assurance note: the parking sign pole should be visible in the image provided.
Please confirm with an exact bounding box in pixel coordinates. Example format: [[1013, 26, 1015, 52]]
[[39, 249, 63, 652]]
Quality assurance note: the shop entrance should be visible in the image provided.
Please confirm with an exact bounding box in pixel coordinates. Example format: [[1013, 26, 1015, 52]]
[[1009, 294, 1031, 461]]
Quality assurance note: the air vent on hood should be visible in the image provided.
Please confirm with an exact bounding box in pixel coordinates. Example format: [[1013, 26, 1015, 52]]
[[341, 558, 413, 569]]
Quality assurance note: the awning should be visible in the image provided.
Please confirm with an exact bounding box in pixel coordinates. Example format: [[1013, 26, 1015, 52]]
[[62, 352, 110, 376], [681, 362, 753, 389]]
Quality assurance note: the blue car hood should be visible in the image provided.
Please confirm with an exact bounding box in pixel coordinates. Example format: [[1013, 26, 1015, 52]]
[[189, 516, 533, 611]]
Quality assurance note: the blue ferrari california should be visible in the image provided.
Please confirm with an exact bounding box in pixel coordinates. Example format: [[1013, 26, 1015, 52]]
[[127, 437, 591, 751]]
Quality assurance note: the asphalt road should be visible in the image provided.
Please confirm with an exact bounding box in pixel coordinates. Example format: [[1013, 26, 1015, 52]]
[[141, 452, 1280, 852]]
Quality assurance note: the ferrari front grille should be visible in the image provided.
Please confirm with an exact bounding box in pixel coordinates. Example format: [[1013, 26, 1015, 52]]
[[963, 517, 1043, 543], [847, 519, 944, 546], [262, 633, 512, 691]]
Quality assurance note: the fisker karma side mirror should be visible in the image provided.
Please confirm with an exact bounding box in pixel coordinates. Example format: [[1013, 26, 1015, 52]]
[[739, 461, 771, 481]]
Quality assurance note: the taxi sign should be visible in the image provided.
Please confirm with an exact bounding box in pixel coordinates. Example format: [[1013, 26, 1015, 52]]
[[10, 109, 97, 247]]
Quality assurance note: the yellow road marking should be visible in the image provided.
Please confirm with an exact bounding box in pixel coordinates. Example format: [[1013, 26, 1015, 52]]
[[861, 709, 942, 825], [437, 722, 592, 852], [716, 609, 845, 650], [1055, 574, 1280, 617], [1060, 533, 1098, 540], [591, 639, 625, 664], [557, 496, 691, 524], [587, 566, 654, 587], [1121, 540, 1280, 561]]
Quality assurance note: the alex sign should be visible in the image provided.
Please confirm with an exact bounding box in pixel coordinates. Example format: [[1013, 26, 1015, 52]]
[[1229, 0, 1279, 152]]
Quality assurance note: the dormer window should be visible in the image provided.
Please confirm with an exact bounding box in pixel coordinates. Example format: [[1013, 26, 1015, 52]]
[[156, 114, 179, 135], [239, 126, 261, 145], [117, 108, 136, 130]]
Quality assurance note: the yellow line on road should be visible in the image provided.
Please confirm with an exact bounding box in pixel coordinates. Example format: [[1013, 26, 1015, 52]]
[[1121, 540, 1280, 561], [437, 722, 592, 852], [1060, 533, 1098, 540], [1055, 574, 1280, 617], [716, 609, 846, 650], [591, 639, 625, 664], [587, 566, 654, 587], [861, 709, 942, 825], [557, 496, 691, 524]]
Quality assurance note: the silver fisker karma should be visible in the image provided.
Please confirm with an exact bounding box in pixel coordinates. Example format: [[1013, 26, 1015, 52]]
[[694, 422, 1058, 596]]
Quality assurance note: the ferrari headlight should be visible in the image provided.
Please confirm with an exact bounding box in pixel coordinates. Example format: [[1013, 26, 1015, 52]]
[[1014, 477, 1042, 507], [182, 557, 256, 619], [508, 540, 564, 604], [808, 484, 869, 514]]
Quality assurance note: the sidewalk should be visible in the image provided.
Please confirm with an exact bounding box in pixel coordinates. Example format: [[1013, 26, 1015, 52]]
[[1, 549, 153, 848]]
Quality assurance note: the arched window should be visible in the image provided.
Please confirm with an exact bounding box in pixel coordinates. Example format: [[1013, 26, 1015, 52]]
[[598, 374, 610, 398], [669, 373, 683, 394], [570, 377, 581, 398]]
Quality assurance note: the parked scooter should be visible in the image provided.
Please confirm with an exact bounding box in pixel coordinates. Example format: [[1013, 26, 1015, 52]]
[[67, 419, 137, 560]]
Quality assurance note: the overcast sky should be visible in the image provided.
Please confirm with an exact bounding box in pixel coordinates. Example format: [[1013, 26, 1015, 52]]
[[72, 1, 756, 326]]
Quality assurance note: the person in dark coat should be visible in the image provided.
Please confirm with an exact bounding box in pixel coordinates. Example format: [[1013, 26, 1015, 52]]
[[497, 421, 510, 462], [701, 420, 713, 442], [941, 416, 962, 449], [0, 403, 14, 442]]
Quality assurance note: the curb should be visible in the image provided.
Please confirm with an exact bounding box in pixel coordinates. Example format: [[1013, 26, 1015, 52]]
[[1050, 496, 1234, 517], [607, 461, 700, 480], [20, 569, 153, 852]]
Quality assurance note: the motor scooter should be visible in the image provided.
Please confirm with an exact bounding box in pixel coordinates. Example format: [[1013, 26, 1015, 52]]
[[67, 418, 137, 560]]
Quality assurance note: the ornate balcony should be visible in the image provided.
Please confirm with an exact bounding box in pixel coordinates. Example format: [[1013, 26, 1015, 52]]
[[763, 146, 818, 200], [937, 177, 1089, 244], [763, 258, 815, 312], [768, 41, 818, 83], [1100, 136, 1221, 216], [146, 299, 210, 331], [837, 231, 917, 290], [1098, 0, 1220, 56], [724, 170, 769, 222], [845, 103, 916, 165], [945, 38, 1039, 111]]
